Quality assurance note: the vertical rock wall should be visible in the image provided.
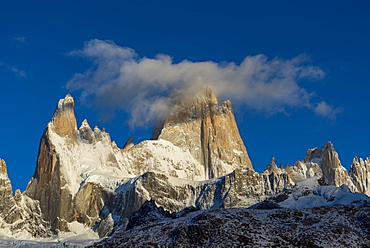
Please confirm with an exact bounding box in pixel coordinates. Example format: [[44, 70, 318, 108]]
[[157, 87, 253, 179]]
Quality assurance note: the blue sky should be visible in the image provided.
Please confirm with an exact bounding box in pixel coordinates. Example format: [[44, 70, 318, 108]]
[[1, 0, 370, 191]]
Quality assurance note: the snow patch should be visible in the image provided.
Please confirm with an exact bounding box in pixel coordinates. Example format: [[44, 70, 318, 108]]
[[279, 177, 370, 209]]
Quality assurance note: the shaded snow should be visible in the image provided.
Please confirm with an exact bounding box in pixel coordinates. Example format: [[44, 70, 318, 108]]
[[279, 177, 370, 209]]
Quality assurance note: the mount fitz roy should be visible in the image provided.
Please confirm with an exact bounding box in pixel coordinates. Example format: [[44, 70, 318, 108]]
[[0, 87, 370, 246]]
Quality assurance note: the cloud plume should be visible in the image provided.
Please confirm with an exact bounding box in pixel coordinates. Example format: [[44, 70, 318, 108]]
[[67, 39, 339, 128]]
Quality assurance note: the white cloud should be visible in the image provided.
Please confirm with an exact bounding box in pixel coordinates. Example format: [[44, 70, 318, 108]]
[[67, 39, 336, 128]]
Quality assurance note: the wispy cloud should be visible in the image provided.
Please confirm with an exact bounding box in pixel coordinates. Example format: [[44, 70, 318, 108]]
[[0, 62, 28, 78], [314, 101, 343, 120], [66, 39, 338, 128], [9, 34, 27, 44]]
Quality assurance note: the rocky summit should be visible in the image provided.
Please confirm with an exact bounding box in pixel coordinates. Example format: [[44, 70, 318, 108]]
[[0, 88, 369, 247], [157, 86, 253, 179]]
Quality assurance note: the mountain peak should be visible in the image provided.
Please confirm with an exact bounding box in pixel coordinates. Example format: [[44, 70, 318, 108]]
[[263, 157, 282, 175], [0, 159, 7, 174], [79, 119, 91, 130], [195, 85, 218, 105], [322, 141, 335, 152], [56, 94, 74, 110], [150, 86, 218, 140], [50, 94, 77, 137], [157, 86, 253, 179], [304, 142, 355, 188], [320, 141, 341, 169]]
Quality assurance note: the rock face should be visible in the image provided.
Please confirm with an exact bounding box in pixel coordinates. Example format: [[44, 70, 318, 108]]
[[0, 159, 50, 238], [0, 159, 21, 228], [50, 94, 77, 138], [107, 167, 297, 222], [25, 95, 78, 231], [157, 87, 253, 179], [350, 157, 370, 195], [304, 142, 355, 188]]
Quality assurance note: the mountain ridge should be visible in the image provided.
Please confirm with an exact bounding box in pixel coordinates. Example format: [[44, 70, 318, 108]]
[[0, 89, 369, 246]]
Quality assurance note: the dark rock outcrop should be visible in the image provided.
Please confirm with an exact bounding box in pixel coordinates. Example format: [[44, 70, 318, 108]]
[[89, 205, 370, 248]]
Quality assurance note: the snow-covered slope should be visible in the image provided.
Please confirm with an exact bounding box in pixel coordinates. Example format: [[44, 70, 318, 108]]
[[122, 139, 205, 181], [252, 176, 370, 210], [280, 177, 370, 209], [47, 119, 131, 195]]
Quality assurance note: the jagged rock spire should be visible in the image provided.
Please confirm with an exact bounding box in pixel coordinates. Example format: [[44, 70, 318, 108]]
[[156, 86, 253, 179], [26, 94, 81, 228], [304, 142, 355, 188], [79, 119, 94, 143], [0, 159, 19, 222], [0, 159, 7, 174], [350, 156, 370, 195], [50, 94, 77, 138], [263, 157, 282, 175]]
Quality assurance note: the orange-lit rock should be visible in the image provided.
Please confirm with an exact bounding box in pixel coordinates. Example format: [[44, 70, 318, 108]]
[[157, 87, 253, 179]]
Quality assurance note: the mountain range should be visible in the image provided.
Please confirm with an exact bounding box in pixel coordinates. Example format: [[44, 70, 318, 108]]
[[0, 87, 370, 247]]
